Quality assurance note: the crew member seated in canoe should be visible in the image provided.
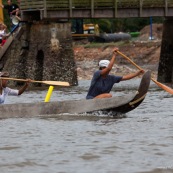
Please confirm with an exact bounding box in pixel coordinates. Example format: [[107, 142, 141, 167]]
[[0, 71, 30, 104], [86, 48, 144, 99]]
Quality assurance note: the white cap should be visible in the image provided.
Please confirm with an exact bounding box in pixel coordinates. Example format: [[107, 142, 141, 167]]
[[99, 60, 110, 67]]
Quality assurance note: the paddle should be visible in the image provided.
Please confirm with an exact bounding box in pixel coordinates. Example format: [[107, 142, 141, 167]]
[[0, 77, 70, 86], [116, 50, 173, 94]]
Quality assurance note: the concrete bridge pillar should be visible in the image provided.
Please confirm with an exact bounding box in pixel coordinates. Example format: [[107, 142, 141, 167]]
[[1, 22, 78, 87], [158, 17, 173, 83]]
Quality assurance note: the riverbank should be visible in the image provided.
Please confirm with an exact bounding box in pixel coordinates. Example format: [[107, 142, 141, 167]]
[[74, 40, 161, 80], [74, 24, 162, 80]]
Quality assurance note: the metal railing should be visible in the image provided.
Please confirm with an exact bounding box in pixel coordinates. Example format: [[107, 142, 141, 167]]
[[20, 0, 173, 18]]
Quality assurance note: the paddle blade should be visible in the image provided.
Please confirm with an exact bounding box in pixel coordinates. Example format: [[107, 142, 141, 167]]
[[1, 77, 70, 86], [41, 81, 70, 86], [152, 78, 173, 94]]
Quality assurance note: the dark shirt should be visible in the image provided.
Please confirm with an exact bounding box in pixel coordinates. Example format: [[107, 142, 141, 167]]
[[86, 70, 122, 99], [4, 4, 19, 16]]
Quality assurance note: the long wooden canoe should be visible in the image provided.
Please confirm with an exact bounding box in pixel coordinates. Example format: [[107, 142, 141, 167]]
[[0, 71, 151, 119]]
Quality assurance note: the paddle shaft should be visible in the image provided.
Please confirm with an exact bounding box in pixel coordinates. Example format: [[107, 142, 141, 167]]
[[117, 51, 173, 94], [117, 51, 142, 70], [0, 77, 70, 86]]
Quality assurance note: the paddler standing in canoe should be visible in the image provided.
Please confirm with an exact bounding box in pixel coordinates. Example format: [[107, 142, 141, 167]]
[[0, 71, 30, 104], [86, 48, 144, 99]]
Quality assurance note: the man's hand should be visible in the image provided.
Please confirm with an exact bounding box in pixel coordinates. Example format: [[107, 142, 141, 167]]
[[113, 47, 119, 54], [137, 69, 145, 75], [25, 79, 31, 86]]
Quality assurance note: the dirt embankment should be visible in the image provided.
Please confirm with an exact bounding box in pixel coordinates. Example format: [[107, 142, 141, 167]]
[[74, 24, 162, 80]]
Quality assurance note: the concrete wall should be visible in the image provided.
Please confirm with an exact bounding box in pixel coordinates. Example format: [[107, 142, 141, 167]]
[[2, 22, 78, 87], [158, 17, 173, 83]]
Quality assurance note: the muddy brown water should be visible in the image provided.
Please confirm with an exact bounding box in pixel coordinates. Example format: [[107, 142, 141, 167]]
[[0, 79, 173, 173]]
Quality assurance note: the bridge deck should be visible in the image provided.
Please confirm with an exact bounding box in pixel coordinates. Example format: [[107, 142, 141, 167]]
[[20, 0, 173, 19]]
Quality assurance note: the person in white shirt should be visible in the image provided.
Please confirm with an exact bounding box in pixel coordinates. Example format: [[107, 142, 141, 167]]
[[0, 23, 7, 45], [0, 71, 30, 104]]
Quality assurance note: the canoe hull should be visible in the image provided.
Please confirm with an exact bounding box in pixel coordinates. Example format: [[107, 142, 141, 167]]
[[0, 93, 135, 118], [107, 70, 151, 114], [0, 71, 151, 118]]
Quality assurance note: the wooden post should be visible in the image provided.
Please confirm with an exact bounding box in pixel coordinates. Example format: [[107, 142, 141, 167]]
[[69, 0, 72, 18], [114, 0, 117, 18], [43, 0, 47, 18], [165, 0, 168, 16], [139, 0, 143, 17], [91, 0, 94, 18]]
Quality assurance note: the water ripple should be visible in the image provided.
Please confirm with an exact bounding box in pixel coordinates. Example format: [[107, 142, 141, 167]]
[[1, 80, 173, 173]]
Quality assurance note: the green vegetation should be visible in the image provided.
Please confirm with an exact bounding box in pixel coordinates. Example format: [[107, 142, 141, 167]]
[[84, 17, 164, 33], [83, 41, 130, 49]]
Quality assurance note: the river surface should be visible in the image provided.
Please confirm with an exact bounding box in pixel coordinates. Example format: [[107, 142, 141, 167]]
[[0, 79, 173, 173]]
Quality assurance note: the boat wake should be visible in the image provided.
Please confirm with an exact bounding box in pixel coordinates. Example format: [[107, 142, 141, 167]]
[[38, 111, 127, 121], [85, 110, 127, 118]]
